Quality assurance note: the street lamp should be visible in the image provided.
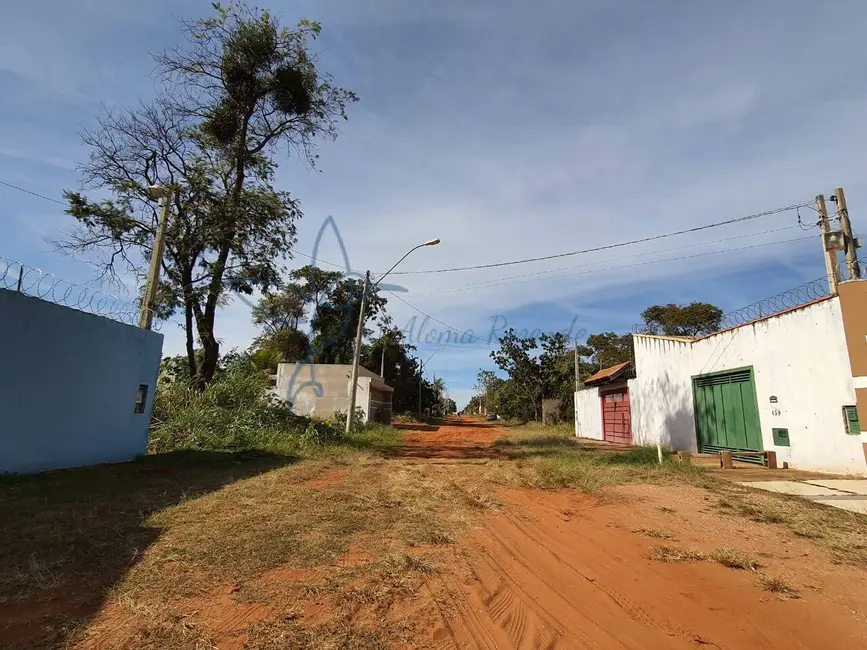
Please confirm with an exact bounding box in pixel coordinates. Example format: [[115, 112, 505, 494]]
[[346, 238, 440, 433], [418, 347, 445, 418], [139, 184, 174, 329]]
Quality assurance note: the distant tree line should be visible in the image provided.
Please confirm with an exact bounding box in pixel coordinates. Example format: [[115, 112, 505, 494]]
[[464, 302, 723, 422]]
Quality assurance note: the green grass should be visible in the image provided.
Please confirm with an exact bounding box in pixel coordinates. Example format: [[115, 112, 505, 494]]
[[491, 429, 704, 491], [496, 420, 575, 436]]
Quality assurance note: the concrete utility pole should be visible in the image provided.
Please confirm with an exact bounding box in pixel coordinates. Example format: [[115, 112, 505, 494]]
[[817, 194, 841, 295], [345, 271, 370, 434], [346, 238, 440, 434], [835, 187, 861, 280], [140, 186, 173, 329], [574, 345, 581, 392], [380, 346, 386, 379]]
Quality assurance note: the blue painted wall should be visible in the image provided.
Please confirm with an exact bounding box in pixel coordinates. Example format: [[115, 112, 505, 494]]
[[0, 289, 164, 474]]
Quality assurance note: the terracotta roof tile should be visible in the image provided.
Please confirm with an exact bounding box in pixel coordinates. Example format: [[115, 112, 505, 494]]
[[584, 361, 632, 386]]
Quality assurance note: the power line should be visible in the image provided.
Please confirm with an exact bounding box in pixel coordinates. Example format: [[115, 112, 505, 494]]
[[0, 176, 362, 274], [384, 289, 490, 344], [411, 226, 800, 297], [412, 235, 815, 296], [388, 202, 811, 275], [380, 236, 814, 350], [0, 179, 65, 205]]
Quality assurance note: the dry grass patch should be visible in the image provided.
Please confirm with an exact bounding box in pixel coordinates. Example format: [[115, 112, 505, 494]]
[[1, 447, 484, 649], [711, 486, 867, 566], [648, 545, 707, 563], [244, 614, 411, 650], [711, 547, 763, 571], [632, 527, 676, 540], [756, 574, 799, 597]]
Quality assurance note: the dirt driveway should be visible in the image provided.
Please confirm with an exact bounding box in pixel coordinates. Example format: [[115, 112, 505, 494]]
[[4, 418, 867, 649]]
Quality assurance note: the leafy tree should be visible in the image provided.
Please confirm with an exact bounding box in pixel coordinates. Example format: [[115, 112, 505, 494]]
[[360, 325, 426, 414], [252, 286, 307, 334], [60, 3, 357, 388], [641, 302, 723, 337], [474, 370, 498, 414], [311, 278, 386, 364], [539, 332, 577, 421], [579, 332, 634, 374], [289, 266, 343, 315], [490, 328, 542, 420], [255, 328, 310, 365]]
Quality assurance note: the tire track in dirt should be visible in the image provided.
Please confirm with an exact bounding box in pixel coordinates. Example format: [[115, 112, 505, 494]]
[[405, 419, 867, 650]]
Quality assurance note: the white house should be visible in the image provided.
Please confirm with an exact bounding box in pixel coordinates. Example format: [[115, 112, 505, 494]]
[[575, 280, 867, 475]]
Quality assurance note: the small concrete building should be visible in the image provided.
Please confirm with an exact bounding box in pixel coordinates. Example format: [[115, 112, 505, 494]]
[[574, 280, 867, 475], [275, 363, 394, 424]]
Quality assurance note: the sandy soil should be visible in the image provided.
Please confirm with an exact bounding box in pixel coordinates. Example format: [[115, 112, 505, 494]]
[[6, 418, 867, 649], [394, 419, 867, 649]]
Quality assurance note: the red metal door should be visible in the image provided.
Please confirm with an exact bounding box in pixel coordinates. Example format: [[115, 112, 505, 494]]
[[601, 388, 632, 444]]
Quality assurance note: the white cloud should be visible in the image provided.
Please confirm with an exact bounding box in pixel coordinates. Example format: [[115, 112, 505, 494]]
[[5, 0, 867, 401]]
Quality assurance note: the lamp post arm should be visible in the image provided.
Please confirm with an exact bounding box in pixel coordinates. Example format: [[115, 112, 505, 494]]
[[373, 243, 427, 288]]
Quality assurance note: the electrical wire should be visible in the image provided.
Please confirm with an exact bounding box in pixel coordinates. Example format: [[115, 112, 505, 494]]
[[381, 236, 814, 349], [0, 176, 364, 274], [411, 226, 800, 297], [387, 202, 812, 275], [384, 289, 490, 344], [411, 235, 815, 297], [0, 179, 66, 205]]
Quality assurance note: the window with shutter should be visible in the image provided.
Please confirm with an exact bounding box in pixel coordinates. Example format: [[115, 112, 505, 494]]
[[843, 406, 860, 435]]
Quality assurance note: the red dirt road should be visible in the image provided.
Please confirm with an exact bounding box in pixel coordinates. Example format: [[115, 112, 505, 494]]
[[7, 419, 867, 649], [410, 418, 867, 650]]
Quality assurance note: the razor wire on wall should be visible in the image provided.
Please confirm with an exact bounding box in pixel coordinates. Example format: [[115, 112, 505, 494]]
[[630, 262, 867, 336], [718, 276, 830, 329], [0, 254, 157, 329]]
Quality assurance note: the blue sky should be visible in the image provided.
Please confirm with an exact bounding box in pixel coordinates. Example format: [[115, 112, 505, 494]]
[[3, 0, 867, 407]]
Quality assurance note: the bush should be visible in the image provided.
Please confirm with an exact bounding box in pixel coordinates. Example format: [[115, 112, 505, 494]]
[[149, 359, 343, 454], [326, 407, 367, 434]]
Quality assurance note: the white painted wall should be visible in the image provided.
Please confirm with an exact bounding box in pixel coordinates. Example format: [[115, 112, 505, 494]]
[[574, 386, 603, 440], [275, 363, 381, 422], [632, 297, 865, 474], [0, 290, 163, 474], [631, 337, 696, 450]]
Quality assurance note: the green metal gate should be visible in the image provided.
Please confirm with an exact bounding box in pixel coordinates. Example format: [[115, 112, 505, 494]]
[[692, 367, 763, 461]]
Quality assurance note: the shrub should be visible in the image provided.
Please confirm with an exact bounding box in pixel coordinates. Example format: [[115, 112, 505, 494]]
[[326, 407, 367, 434], [149, 358, 342, 454]]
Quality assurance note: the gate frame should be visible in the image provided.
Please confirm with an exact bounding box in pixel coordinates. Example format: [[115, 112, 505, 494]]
[[690, 365, 763, 454]]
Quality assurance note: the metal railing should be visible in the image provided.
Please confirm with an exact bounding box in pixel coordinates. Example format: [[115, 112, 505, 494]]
[[0, 254, 154, 328]]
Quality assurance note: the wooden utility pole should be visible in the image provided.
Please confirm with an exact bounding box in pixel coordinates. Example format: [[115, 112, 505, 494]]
[[835, 187, 861, 280], [817, 194, 841, 295]]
